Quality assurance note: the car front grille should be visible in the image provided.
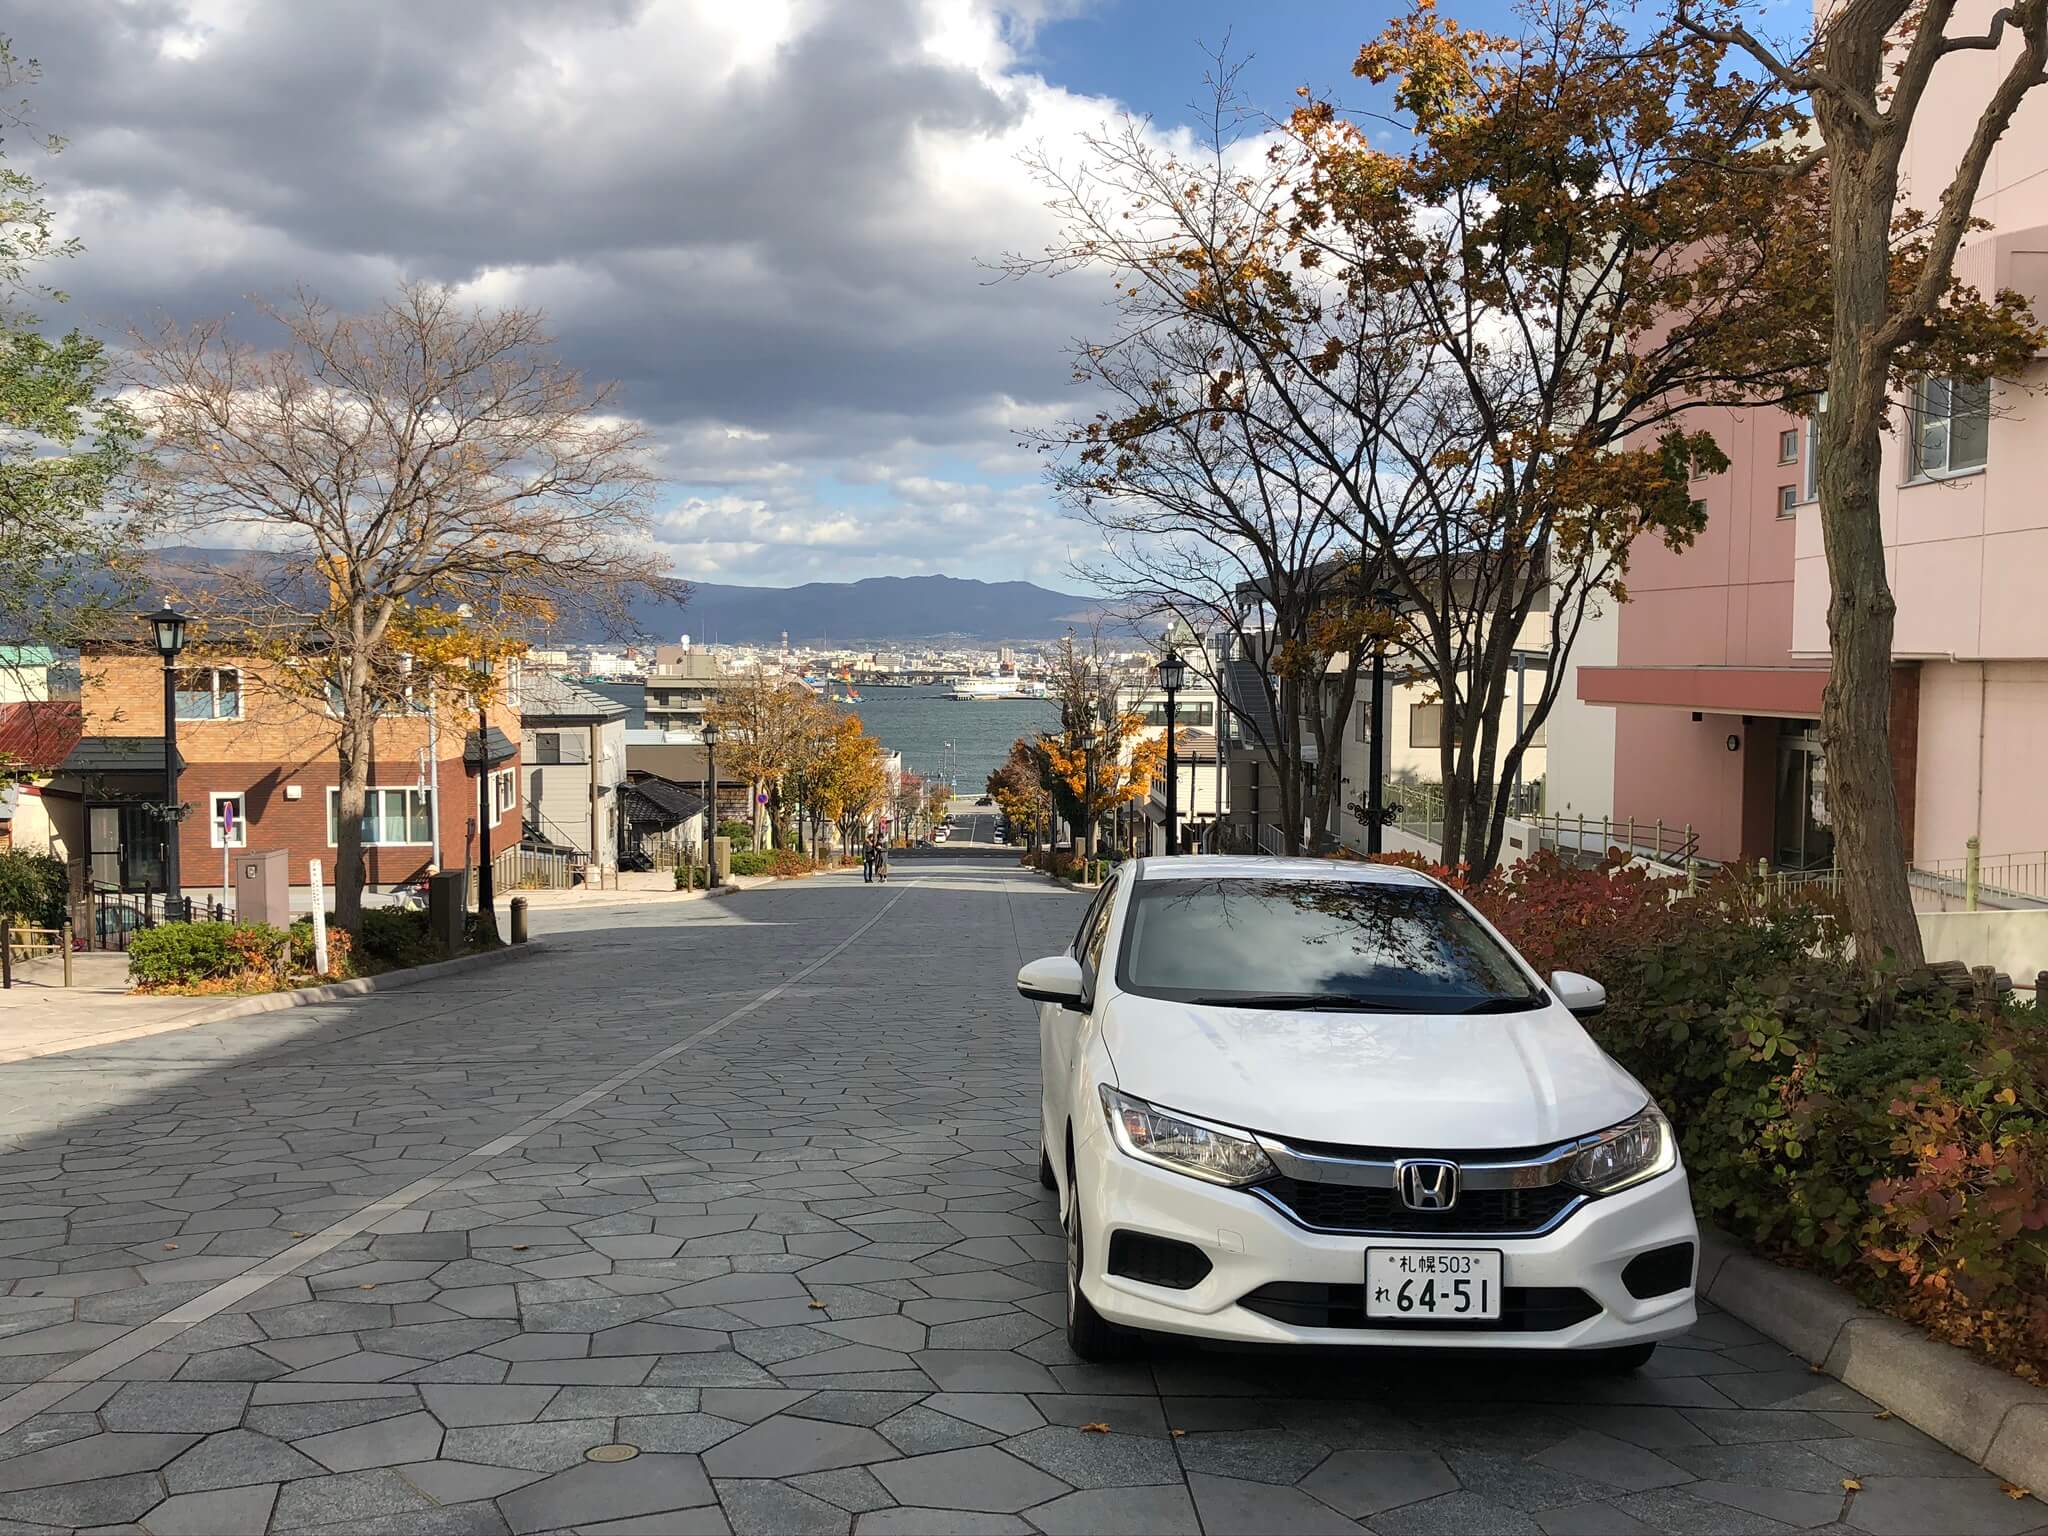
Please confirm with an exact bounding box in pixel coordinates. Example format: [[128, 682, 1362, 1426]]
[[1254, 1175, 1582, 1237], [1239, 1281, 1601, 1332]]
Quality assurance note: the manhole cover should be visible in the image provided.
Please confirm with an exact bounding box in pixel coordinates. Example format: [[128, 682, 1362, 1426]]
[[586, 1444, 640, 1463]]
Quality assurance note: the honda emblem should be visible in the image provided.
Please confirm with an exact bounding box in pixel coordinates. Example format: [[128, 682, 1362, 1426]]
[[1396, 1159, 1460, 1212]]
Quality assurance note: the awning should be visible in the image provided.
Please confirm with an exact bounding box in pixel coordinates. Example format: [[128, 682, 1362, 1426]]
[[463, 726, 520, 767], [59, 735, 184, 775], [1577, 665, 1828, 718]]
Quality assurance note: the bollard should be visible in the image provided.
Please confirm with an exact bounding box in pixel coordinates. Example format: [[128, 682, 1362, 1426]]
[[1, 918, 9, 990], [510, 896, 528, 945], [60, 919, 72, 988]]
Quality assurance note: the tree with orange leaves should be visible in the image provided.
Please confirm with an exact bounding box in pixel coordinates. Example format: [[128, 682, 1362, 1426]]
[[1037, 633, 1165, 856]]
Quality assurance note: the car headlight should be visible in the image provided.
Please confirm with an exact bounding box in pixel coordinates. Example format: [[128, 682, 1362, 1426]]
[[1098, 1086, 1276, 1187], [1566, 1105, 1676, 1194]]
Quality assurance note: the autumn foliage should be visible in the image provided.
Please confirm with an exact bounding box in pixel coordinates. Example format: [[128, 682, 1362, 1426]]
[[1373, 850, 2048, 1378]]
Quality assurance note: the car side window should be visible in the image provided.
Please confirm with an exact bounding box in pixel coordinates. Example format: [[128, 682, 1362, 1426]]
[[1080, 877, 1118, 983], [1072, 883, 1112, 960]]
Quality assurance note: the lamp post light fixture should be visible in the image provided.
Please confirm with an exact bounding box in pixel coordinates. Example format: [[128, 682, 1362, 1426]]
[[702, 719, 723, 888], [1366, 587, 1400, 855], [150, 606, 189, 919], [474, 653, 501, 944], [1157, 646, 1187, 856]]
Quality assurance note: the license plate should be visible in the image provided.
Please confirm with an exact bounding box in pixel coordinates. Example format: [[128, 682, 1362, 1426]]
[[1366, 1248, 1502, 1321]]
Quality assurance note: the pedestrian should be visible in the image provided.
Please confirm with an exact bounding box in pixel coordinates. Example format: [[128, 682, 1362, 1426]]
[[875, 837, 891, 883], [862, 840, 876, 883]]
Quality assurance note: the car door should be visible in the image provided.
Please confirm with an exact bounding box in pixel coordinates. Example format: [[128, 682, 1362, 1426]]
[[1043, 876, 1118, 1132]]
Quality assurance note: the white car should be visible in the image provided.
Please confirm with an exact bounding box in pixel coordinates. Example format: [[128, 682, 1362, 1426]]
[[1019, 856, 1697, 1366]]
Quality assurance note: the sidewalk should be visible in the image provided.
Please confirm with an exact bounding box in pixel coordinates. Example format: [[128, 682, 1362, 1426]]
[[0, 951, 232, 1063]]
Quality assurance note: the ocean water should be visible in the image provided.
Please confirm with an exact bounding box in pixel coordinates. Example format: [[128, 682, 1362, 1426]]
[[834, 684, 1059, 790]]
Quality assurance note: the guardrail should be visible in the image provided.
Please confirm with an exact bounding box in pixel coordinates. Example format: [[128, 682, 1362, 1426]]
[[0, 919, 72, 988], [1527, 812, 1701, 866], [493, 845, 578, 891], [1910, 841, 2048, 910]]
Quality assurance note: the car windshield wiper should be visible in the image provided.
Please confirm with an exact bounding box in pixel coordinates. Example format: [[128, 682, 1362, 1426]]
[[1453, 996, 1543, 1014], [1181, 992, 1400, 1012]]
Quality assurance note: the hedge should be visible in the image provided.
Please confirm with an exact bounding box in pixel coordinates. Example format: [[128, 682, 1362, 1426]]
[[0, 849, 67, 928], [1387, 850, 2048, 1381]]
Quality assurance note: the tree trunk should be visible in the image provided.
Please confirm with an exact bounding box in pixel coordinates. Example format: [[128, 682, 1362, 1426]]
[[1818, 148, 1925, 969], [333, 700, 375, 934]]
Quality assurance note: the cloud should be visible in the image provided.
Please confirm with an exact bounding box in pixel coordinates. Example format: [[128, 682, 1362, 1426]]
[[11, 0, 1145, 588]]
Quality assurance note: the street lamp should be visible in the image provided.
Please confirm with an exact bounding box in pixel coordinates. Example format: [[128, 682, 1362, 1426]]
[[474, 653, 500, 944], [703, 720, 722, 888], [1367, 587, 1400, 854], [150, 606, 189, 919], [1157, 646, 1187, 856]]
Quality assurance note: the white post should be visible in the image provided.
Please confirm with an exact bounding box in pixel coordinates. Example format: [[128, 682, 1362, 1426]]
[[308, 858, 329, 976]]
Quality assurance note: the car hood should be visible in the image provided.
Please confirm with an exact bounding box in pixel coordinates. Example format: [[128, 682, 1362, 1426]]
[[1098, 993, 1647, 1150]]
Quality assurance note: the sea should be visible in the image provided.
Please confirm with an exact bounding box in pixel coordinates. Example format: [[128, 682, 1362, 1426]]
[[831, 684, 1060, 791], [583, 679, 1057, 792]]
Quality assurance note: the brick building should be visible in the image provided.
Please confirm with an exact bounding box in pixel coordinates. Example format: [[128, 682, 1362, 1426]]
[[50, 651, 522, 908]]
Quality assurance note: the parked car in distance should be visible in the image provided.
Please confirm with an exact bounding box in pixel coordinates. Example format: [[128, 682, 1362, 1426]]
[[976, 795, 994, 805], [1020, 856, 1696, 1366]]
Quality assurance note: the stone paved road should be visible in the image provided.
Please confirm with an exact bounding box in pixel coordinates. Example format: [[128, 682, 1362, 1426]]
[[0, 860, 2035, 1535]]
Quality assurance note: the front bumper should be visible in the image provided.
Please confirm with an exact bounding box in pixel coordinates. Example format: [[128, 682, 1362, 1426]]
[[1074, 1122, 1698, 1350]]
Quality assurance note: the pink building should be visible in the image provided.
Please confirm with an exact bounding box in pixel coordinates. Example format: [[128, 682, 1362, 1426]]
[[1580, 21, 2048, 873]]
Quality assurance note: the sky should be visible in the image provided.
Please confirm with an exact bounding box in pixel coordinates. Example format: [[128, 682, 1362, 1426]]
[[9, 0, 1797, 595]]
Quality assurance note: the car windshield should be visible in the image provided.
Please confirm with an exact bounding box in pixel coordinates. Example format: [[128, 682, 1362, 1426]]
[[1117, 876, 1543, 1013]]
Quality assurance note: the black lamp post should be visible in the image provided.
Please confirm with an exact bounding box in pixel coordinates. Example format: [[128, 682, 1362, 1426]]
[[1366, 587, 1399, 854], [1157, 647, 1187, 856], [475, 655, 500, 944], [703, 720, 722, 889], [150, 606, 189, 918]]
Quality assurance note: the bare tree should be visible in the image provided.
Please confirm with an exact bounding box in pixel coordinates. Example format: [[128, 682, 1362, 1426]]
[[1674, 0, 2048, 963], [131, 283, 680, 932]]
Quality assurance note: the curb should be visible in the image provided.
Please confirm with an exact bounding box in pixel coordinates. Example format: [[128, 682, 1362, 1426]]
[[1698, 1229, 2043, 1488], [155, 940, 548, 1029]]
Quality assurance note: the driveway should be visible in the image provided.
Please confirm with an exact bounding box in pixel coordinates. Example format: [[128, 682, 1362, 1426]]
[[0, 861, 2031, 1534]]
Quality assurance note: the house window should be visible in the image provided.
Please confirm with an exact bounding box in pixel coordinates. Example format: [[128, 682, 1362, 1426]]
[[174, 667, 241, 721], [492, 768, 516, 822], [1908, 374, 1989, 479], [1520, 702, 1547, 749], [208, 792, 247, 848], [1803, 414, 1821, 501], [1777, 485, 1798, 518], [327, 787, 435, 847], [1778, 429, 1799, 464], [535, 732, 561, 766], [1410, 702, 1443, 750]]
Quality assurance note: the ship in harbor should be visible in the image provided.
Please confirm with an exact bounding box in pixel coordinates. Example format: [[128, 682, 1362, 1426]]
[[946, 676, 1047, 701]]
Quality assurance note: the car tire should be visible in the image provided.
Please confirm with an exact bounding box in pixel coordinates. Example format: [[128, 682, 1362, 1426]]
[[1038, 1145, 1058, 1191], [1064, 1177, 1137, 1361], [1581, 1342, 1656, 1373]]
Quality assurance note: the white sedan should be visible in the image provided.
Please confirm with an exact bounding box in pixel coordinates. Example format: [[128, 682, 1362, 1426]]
[[1019, 856, 1697, 1366]]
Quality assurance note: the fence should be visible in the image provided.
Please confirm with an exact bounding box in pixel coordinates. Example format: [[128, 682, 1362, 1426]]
[[492, 846, 578, 891], [0, 918, 72, 988], [1526, 811, 1701, 867], [1910, 841, 2048, 911]]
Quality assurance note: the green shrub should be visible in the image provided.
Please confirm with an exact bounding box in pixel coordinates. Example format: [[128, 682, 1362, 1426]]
[[354, 908, 439, 970], [728, 849, 773, 877], [673, 864, 710, 890], [0, 849, 67, 928], [127, 921, 268, 987], [716, 819, 755, 851], [1438, 851, 2048, 1379]]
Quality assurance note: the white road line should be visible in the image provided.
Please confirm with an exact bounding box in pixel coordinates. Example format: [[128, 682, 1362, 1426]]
[[0, 879, 923, 1437]]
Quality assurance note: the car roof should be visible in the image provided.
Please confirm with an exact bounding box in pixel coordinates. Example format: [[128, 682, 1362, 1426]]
[[1128, 855, 1439, 888]]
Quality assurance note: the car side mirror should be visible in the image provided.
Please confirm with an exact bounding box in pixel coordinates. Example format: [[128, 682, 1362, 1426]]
[[1550, 970, 1606, 1019], [1017, 954, 1087, 1008]]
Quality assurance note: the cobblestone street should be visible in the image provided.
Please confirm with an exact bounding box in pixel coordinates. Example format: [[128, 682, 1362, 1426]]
[[0, 861, 2033, 1534]]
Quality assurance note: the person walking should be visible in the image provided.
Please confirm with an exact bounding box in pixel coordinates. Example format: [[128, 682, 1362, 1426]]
[[862, 839, 876, 883], [874, 836, 891, 883]]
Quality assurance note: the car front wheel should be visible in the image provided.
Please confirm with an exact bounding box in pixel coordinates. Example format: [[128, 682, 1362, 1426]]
[[1064, 1174, 1137, 1361]]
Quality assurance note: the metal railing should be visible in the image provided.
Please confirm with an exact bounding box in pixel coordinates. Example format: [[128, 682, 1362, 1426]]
[[1527, 812, 1700, 867], [0, 919, 72, 988], [1910, 841, 2048, 910], [492, 846, 577, 891]]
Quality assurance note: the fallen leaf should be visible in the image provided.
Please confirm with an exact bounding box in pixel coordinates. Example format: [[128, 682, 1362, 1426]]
[[808, 1300, 828, 1310], [1874, 1410, 1894, 1421], [162, 1243, 177, 1251], [1081, 1422, 1111, 1434], [1842, 1479, 1862, 1492], [1170, 1428, 1186, 1438], [2005, 1485, 2031, 1501], [291, 1232, 307, 1239], [358, 1283, 376, 1291], [1808, 1362, 1826, 1374], [511, 1244, 529, 1252]]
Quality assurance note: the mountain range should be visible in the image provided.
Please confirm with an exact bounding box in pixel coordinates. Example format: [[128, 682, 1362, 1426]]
[[142, 549, 1106, 645]]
